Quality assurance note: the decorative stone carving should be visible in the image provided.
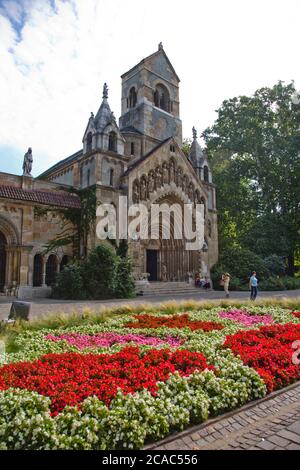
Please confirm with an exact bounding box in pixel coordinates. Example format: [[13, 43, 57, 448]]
[[22, 147, 33, 177]]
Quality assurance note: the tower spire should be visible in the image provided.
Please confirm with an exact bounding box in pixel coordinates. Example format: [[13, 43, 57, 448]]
[[192, 126, 197, 140]]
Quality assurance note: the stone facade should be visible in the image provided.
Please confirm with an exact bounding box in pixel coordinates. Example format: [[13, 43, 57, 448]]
[[0, 45, 218, 298]]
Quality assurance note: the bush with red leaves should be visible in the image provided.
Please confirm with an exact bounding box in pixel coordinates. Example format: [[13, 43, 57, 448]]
[[223, 324, 300, 393], [0, 346, 212, 414], [125, 313, 224, 332]]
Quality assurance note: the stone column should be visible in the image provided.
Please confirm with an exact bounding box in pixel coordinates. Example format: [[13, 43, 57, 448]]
[[42, 257, 47, 287]]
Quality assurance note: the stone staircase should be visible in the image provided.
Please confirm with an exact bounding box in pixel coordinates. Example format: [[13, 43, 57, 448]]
[[137, 281, 208, 297]]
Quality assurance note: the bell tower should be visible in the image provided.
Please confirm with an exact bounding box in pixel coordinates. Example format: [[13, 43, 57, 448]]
[[119, 44, 182, 156]]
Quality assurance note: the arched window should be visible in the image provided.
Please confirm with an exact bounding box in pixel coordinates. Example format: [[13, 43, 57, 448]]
[[46, 255, 57, 286], [154, 84, 171, 112], [204, 165, 209, 182], [87, 168, 91, 187], [108, 132, 117, 152], [86, 132, 92, 152], [33, 254, 43, 287], [0, 231, 7, 291], [128, 87, 137, 108], [60, 255, 69, 272]]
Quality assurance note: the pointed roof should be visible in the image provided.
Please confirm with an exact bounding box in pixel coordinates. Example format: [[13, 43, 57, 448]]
[[121, 43, 180, 82], [189, 127, 204, 168], [93, 83, 115, 131]]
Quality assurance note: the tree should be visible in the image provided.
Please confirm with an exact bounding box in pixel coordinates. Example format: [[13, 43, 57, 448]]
[[203, 81, 300, 274]]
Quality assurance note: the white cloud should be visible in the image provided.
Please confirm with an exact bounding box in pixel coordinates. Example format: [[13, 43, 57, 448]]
[[0, 0, 299, 175]]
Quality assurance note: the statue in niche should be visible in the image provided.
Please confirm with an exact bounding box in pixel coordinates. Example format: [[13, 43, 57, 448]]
[[140, 178, 147, 200], [195, 190, 201, 204], [132, 181, 140, 203], [162, 162, 169, 184], [188, 183, 194, 201], [148, 171, 155, 193], [22, 147, 33, 176], [182, 175, 188, 192], [156, 167, 162, 188], [176, 167, 183, 187], [169, 161, 175, 183]]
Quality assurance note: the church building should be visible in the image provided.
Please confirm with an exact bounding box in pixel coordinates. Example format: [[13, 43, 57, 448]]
[[0, 44, 218, 299]]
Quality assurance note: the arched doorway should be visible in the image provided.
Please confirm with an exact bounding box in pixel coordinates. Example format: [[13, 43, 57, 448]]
[[46, 255, 57, 286], [60, 255, 69, 272], [33, 254, 43, 287], [0, 231, 7, 291]]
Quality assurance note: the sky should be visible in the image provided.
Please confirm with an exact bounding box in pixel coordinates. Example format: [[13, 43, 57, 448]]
[[0, 0, 300, 177]]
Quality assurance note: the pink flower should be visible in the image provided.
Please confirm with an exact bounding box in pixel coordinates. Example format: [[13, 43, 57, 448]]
[[45, 332, 183, 350], [219, 309, 274, 327]]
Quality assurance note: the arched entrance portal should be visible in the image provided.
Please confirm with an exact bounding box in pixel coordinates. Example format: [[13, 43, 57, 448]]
[[0, 231, 7, 291]]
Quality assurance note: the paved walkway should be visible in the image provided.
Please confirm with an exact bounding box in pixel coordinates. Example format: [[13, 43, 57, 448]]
[[0, 289, 299, 321], [148, 382, 300, 450]]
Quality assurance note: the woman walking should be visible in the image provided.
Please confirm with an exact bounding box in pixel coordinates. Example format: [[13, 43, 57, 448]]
[[221, 273, 231, 299], [249, 271, 258, 300]]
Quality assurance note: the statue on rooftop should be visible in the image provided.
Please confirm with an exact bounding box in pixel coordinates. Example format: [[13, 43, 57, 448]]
[[103, 82, 108, 99], [22, 147, 33, 177]]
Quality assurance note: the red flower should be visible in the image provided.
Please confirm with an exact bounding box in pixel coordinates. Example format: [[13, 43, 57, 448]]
[[223, 324, 300, 393], [0, 347, 211, 414], [125, 313, 224, 332]]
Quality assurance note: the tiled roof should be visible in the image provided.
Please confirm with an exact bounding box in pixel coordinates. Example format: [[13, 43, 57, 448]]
[[38, 149, 83, 178], [0, 186, 81, 209]]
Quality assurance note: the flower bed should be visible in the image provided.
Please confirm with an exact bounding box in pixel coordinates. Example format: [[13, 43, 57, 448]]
[[0, 305, 299, 450]]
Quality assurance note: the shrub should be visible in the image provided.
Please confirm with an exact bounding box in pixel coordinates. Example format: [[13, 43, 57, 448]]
[[53, 244, 135, 300], [83, 244, 117, 299], [52, 264, 85, 300], [259, 276, 300, 291], [114, 256, 135, 298]]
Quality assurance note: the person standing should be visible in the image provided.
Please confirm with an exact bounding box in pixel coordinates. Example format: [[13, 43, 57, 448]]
[[249, 271, 258, 300], [222, 273, 231, 298]]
